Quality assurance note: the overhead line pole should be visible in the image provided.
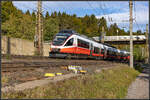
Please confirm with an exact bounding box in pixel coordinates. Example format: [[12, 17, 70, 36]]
[[35, 0, 43, 56], [145, 24, 149, 64], [129, 1, 133, 68], [101, 26, 105, 43]]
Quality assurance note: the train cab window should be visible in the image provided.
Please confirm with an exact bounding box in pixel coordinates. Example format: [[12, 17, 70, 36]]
[[65, 38, 74, 46], [94, 47, 100, 54]]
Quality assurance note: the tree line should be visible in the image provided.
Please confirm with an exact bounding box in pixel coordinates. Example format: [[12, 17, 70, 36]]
[[1, 1, 145, 42]]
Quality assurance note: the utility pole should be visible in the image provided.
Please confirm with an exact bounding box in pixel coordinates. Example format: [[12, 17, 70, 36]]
[[7, 37, 10, 56], [145, 24, 149, 64], [35, 0, 43, 56], [117, 29, 119, 48], [129, 1, 133, 68], [101, 26, 105, 43]]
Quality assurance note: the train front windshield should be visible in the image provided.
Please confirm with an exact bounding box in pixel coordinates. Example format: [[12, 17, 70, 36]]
[[52, 33, 71, 46]]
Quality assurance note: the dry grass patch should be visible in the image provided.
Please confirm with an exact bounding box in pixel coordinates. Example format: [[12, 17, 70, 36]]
[[2, 65, 139, 99]]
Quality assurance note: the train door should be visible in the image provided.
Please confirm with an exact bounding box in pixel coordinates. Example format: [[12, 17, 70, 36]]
[[74, 37, 77, 54], [104, 46, 107, 59], [90, 43, 93, 56]]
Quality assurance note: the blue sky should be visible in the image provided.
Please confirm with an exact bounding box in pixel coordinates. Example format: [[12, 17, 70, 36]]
[[13, 1, 149, 33]]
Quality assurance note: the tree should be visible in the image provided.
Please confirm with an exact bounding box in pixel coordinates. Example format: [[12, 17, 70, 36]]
[[25, 10, 30, 15], [72, 14, 77, 18], [107, 23, 119, 36], [1, 1, 23, 23], [45, 11, 50, 19], [2, 13, 35, 40], [58, 12, 70, 30], [31, 11, 36, 21], [43, 18, 59, 41], [98, 17, 108, 36], [53, 11, 57, 18], [2, 14, 18, 36], [20, 14, 35, 40], [137, 30, 142, 35], [71, 17, 82, 33]]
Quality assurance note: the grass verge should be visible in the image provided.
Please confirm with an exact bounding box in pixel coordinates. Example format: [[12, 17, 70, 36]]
[[2, 66, 139, 99]]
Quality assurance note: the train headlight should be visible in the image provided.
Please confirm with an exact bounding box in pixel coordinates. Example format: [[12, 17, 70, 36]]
[[50, 47, 52, 51]]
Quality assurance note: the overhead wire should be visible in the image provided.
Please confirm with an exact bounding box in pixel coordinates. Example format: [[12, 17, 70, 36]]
[[20, 3, 37, 13], [133, 1, 144, 32], [87, 0, 101, 16]]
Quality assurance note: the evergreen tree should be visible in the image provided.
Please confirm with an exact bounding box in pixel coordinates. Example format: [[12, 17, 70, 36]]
[[31, 11, 36, 21], [1, 1, 23, 23], [137, 30, 142, 35], [45, 11, 50, 19], [53, 11, 57, 18], [98, 17, 108, 36], [25, 10, 30, 15]]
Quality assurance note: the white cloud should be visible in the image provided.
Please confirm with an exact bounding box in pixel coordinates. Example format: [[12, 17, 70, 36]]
[[96, 2, 149, 32], [96, 10, 148, 24], [13, 1, 148, 32]]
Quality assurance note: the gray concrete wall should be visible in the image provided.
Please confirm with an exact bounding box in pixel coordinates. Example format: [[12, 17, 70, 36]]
[[1, 36, 50, 56]]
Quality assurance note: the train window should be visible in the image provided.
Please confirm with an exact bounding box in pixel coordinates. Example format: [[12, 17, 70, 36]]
[[101, 49, 104, 54], [52, 33, 71, 46], [107, 50, 110, 55], [65, 38, 74, 46], [94, 47, 100, 54], [77, 39, 89, 49]]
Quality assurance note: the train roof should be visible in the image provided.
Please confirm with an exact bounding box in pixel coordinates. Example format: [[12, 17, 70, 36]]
[[59, 29, 77, 34], [58, 29, 96, 42], [58, 30, 129, 53], [101, 43, 117, 49]]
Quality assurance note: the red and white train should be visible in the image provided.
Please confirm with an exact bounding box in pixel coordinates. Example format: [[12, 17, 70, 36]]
[[49, 30, 130, 62]]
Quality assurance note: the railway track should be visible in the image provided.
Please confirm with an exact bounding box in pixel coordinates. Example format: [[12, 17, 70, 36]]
[[2, 54, 124, 73], [2, 59, 112, 73], [2, 55, 128, 87]]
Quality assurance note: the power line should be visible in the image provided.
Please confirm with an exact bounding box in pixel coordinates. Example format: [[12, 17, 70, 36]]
[[98, 2, 129, 29], [42, 4, 53, 13], [133, 1, 144, 32], [20, 3, 37, 12], [87, 0, 100, 15]]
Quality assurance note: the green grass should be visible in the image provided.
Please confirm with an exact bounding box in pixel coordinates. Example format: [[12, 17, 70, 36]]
[[2, 66, 139, 99]]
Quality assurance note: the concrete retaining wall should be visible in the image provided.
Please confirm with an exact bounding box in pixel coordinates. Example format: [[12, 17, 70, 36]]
[[1, 36, 50, 56]]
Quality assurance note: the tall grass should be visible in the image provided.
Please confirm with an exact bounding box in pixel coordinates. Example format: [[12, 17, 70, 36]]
[[2, 66, 139, 99]]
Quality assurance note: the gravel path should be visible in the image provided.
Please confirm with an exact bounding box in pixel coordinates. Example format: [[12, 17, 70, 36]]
[[1, 73, 81, 93], [126, 67, 149, 99]]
